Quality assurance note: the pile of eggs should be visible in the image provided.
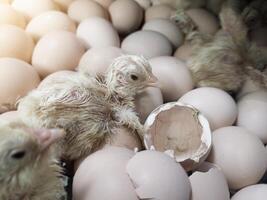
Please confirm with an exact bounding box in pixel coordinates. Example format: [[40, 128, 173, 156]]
[[0, 0, 267, 199]]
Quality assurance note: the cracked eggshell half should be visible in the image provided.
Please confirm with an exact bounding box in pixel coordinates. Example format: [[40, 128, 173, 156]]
[[144, 101, 212, 171]]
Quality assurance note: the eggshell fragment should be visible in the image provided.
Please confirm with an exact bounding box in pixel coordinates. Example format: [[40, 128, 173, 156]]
[[237, 91, 267, 144], [0, 58, 40, 113], [68, 0, 108, 23], [109, 0, 143, 35], [149, 56, 193, 102], [174, 43, 194, 62], [185, 8, 219, 35], [145, 4, 175, 22], [190, 162, 230, 200], [126, 150, 191, 200], [78, 46, 124, 76], [121, 30, 172, 59], [32, 31, 85, 78], [77, 17, 120, 49], [232, 184, 267, 200], [73, 146, 138, 200], [143, 19, 184, 49], [179, 87, 237, 130], [93, 0, 114, 9], [26, 11, 76, 42], [0, 25, 34, 62], [12, 0, 58, 21], [207, 126, 267, 190], [0, 4, 26, 28], [144, 102, 212, 171], [135, 87, 163, 124]]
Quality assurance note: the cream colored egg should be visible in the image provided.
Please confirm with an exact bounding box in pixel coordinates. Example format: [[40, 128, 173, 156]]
[[186, 8, 219, 35], [77, 17, 120, 49], [149, 56, 193, 102], [135, 87, 163, 124], [53, 0, 73, 12], [143, 19, 184, 49], [237, 91, 267, 144], [12, 0, 58, 21], [68, 0, 108, 23], [93, 0, 114, 9], [0, 25, 34, 62], [179, 87, 237, 130], [109, 0, 143, 35], [78, 46, 124, 76], [207, 126, 267, 190], [145, 4, 175, 22], [0, 58, 40, 113], [26, 11, 76, 42], [0, 4, 26, 28], [232, 184, 267, 200], [174, 43, 194, 62], [134, 0, 152, 9], [32, 30, 85, 78], [121, 30, 172, 59]]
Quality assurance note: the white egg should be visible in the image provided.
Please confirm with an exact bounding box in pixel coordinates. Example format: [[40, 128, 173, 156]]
[[232, 184, 267, 200], [0, 4, 26, 28], [179, 87, 237, 130], [174, 43, 194, 62]]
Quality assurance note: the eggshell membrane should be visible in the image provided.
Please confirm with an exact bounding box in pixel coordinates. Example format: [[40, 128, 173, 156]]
[[135, 87, 163, 124], [145, 4, 175, 22], [237, 91, 267, 144], [26, 11, 76, 42], [12, 0, 58, 21], [174, 43, 194, 62], [78, 46, 124, 76], [207, 126, 267, 190], [0, 58, 40, 113], [0, 25, 34, 62], [190, 162, 230, 200], [121, 30, 172, 59], [77, 17, 120, 49], [93, 0, 114, 9], [232, 184, 267, 200], [144, 102, 212, 171], [0, 4, 26, 28], [109, 0, 143, 35], [143, 18, 184, 49], [32, 30, 85, 78], [185, 8, 219, 35], [179, 87, 237, 130], [134, 0, 152, 10], [53, 0, 73, 12], [0, 111, 19, 122], [68, 0, 109, 23], [73, 146, 138, 200], [149, 56, 194, 102], [126, 150, 191, 200]]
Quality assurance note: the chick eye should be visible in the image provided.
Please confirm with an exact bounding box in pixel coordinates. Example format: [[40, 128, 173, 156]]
[[11, 150, 26, 159], [130, 74, 138, 81]]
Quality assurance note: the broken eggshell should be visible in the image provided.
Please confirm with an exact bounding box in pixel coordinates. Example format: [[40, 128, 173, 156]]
[[144, 101, 212, 171]]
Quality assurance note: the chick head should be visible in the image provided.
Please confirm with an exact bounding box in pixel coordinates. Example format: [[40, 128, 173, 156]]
[[106, 55, 158, 96]]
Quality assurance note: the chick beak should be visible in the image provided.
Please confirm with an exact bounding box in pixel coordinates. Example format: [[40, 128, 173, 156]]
[[34, 129, 65, 151], [146, 74, 160, 88]]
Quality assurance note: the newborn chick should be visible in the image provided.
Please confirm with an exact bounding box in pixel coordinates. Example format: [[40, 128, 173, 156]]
[[18, 55, 158, 160], [0, 120, 65, 200]]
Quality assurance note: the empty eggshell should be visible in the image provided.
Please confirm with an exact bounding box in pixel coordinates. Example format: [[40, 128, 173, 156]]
[[26, 11, 76, 42], [68, 0, 108, 23], [53, 0, 73, 12], [93, 0, 114, 9], [185, 8, 219, 35], [237, 91, 267, 144], [190, 162, 230, 200], [0, 4, 26, 28], [179, 87, 237, 130], [0, 25, 34, 62], [207, 126, 267, 190], [73, 146, 138, 200], [78, 46, 124, 76], [135, 87, 163, 124], [149, 56, 194, 102], [144, 102, 212, 171], [145, 4, 175, 22], [109, 0, 143, 35], [12, 0, 58, 21], [174, 43, 194, 62], [77, 17, 120, 49], [32, 30, 85, 78], [134, 0, 152, 10], [0, 58, 40, 113], [232, 184, 267, 200], [126, 150, 191, 200], [0, 110, 19, 122], [143, 19, 184, 49], [121, 30, 172, 59]]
